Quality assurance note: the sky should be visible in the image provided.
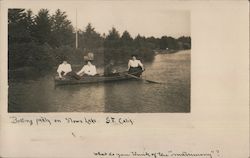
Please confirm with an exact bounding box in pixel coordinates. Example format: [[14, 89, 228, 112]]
[[29, 1, 190, 38]]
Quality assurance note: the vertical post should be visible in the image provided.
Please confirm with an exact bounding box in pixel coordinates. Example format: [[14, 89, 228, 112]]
[[75, 8, 78, 49]]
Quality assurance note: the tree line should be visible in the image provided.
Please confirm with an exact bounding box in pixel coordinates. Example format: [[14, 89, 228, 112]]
[[8, 9, 191, 71]]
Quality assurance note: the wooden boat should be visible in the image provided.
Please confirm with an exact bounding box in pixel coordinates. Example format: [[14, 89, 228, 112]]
[[54, 71, 143, 86]]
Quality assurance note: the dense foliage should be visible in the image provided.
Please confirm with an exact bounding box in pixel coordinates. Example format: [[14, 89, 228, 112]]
[[8, 9, 191, 71]]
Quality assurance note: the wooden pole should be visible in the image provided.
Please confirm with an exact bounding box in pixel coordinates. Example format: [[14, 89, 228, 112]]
[[75, 8, 78, 49]]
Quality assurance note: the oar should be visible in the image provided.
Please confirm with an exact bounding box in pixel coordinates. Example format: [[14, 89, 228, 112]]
[[124, 73, 162, 84]]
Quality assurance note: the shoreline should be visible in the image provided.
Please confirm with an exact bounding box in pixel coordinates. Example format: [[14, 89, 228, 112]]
[[8, 49, 191, 73]]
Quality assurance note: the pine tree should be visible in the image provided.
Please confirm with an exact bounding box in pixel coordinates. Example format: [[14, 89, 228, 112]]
[[50, 9, 74, 47], [32, 9, 52, 44]]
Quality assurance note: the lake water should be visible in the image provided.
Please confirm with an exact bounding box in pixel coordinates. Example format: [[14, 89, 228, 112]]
[[8, 50, 190, 113]]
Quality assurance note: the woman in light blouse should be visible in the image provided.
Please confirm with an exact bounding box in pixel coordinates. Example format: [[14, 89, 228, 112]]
[[127, 54, 144, 76]]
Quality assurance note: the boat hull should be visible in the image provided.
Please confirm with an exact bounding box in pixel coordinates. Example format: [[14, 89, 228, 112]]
[[54, 71, 142, 86]]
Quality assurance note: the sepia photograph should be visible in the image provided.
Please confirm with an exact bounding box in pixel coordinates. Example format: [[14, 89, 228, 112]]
[[8, 5, 191, 113], [1, 1, 249, 158]]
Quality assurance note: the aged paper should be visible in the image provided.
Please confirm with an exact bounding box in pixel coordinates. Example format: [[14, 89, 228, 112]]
[[0, 0, 249, 158]]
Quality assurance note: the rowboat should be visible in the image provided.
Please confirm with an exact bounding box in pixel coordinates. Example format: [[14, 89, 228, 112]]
[[54, 71, 143, 86]]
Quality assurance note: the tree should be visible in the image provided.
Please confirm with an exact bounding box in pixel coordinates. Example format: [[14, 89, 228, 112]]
[[8, 9, 36, 69], [145, 36, 159, 50], [32, 9, 52, 44], [104, 27, 120, 48], [134, 34, 146, 48], [50, 9, 74, 47], [8, 9, 26, 24], [159, 36, 178, 50], [24, 10, 34, 32], [121, 30, 133, 46], [106, 27, 120, 40], [103, 27, 121, 62], [177, 36, 191, 49], [79, 23, 103, 50], [8, 9, 34, 43]]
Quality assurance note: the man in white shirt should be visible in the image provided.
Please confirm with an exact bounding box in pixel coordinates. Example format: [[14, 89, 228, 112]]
[[57, 60, 72, 79], [77, 60, 97, 76], [127, 55, 144, 76]]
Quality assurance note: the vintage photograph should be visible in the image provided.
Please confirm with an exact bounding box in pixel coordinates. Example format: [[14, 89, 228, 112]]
[[2, 1, 249, 158], [8, 6, 191, 113]]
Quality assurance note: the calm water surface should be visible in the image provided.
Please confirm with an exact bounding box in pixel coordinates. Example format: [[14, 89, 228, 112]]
[[8, 50, 190, 113]]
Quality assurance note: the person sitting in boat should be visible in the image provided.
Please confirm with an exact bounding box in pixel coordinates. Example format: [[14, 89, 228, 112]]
[[104, 59, 117, 76], [77, 60, 97, 76], [127, 54, 144, 76], [57, 60, 72, 79]]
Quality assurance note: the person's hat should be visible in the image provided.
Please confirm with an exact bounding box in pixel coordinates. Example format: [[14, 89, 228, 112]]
[[83, 56, 89, 61], [87, 52, 94, 60]]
